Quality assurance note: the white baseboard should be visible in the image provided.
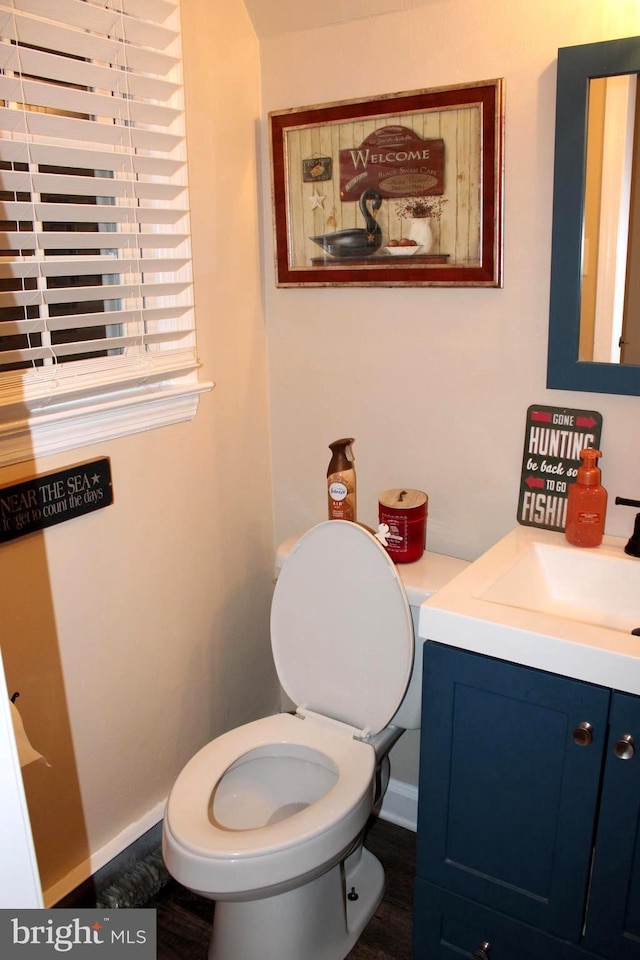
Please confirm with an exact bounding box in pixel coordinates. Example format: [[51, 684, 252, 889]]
[[379, 777, 418, 832], [43, 800, 166, 907]]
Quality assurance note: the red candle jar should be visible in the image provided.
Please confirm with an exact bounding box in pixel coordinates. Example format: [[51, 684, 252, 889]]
[[378, 489, 428, 563]]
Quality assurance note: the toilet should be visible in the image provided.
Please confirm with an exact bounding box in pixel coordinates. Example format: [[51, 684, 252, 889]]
[[162, 520, 465, 960]]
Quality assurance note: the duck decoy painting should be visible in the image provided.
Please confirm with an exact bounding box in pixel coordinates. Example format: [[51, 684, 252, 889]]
[[310, 189, 383, 259]]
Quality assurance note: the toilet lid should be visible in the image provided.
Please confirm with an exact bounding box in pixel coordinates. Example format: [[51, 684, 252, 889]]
[[271, 521, 414, 736]]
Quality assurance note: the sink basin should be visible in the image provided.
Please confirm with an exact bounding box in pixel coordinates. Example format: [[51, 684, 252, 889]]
[[480, 539, 640, 634], [418, 525, 640, 695]]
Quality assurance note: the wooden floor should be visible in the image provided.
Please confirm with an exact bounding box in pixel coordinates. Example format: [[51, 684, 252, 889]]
[[145, 817, 416, 960]]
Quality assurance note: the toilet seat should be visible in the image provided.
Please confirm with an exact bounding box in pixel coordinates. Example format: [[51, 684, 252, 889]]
[[164, 712, 376, 897], [163, 522, 414, 902], [271, 521, 414, 735]]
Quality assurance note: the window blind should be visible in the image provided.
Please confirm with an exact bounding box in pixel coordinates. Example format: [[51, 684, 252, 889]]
[[0, 0, 205, 461]]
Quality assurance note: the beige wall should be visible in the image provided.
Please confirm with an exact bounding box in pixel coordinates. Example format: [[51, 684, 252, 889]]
[[5, 0, 640, 898], [260, 1, 640, 781], [0, 0, 279, 902]]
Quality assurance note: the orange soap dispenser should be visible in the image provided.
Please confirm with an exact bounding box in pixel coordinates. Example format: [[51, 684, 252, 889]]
[[565, 448, 608, 547]]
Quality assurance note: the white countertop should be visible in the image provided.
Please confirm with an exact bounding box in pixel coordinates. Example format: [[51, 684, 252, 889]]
[[418, 525, 640, 696], [388, 548, 470, 607]]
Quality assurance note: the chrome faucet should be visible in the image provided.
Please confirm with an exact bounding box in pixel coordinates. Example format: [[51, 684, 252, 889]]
[[614, 496, 640, 557]]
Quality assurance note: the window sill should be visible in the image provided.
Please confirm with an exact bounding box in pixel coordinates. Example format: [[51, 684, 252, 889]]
[[0, 379, 214, 468]]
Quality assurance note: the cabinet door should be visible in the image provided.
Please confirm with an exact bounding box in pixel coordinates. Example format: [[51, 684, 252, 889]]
[[583, 691, 640, 959], [417, 643, 610, 941], [413, 878, 599, 960]]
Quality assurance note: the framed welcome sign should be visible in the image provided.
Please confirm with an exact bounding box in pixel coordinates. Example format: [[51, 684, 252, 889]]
[[269, 80, 504, 288]]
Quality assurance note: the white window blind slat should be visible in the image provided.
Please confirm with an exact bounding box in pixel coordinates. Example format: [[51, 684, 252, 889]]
[[10, 0, 178, 29], [1, 200, 188, 225], [0, 261, 40, 279], [45, 305, 190, 332], [0, 106, 182, 152], [0, 44, 180, 103], [0, 305, 189, 336], [0, 75, 182, 128], [1, 344, 52, 364], [12, 0, 178, 50], [0, 280, 191, 309], [0, 10, 178, 76], [0, 169, 185, 203], [0, 140, 184, 176], [10, 0, 177, 24], [0, 254, 189, 277], [107, 0, 178, 26], [50, 327, 192, 359], [0, 236, 37, 255], [0, 0, 207, 465], [41, 258, 190, 277], [0, 234, 188, 255], [0, 317, 42, 336], [39, 174, 183, 203]]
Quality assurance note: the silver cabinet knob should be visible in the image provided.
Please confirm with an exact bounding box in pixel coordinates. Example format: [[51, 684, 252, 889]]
[[613, 733, 635, 760], [572, 721, 593, 746], [472, 943, 491, 960]]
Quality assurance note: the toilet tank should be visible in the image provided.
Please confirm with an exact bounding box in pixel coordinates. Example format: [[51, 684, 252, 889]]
[[275, 530, 469, 732]]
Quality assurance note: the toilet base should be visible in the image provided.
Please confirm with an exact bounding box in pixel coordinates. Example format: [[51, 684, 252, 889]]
[[209, 845, 385, 960]]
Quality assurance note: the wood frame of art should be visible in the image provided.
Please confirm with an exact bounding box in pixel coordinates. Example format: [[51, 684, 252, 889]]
[[269, 80, 504, 288]]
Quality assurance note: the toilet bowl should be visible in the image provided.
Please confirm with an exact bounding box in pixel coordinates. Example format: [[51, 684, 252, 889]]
[[163, 520, 457, 960], [163, 712, 376, 900]]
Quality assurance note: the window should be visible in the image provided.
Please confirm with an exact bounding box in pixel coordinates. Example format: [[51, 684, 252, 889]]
[[0, 0, 209, 466]]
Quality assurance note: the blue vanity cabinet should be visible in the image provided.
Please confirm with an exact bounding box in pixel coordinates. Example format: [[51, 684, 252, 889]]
[[582, 690, 640, 958], [414, 642, 640, 959], [413, 880, 600, 960]]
